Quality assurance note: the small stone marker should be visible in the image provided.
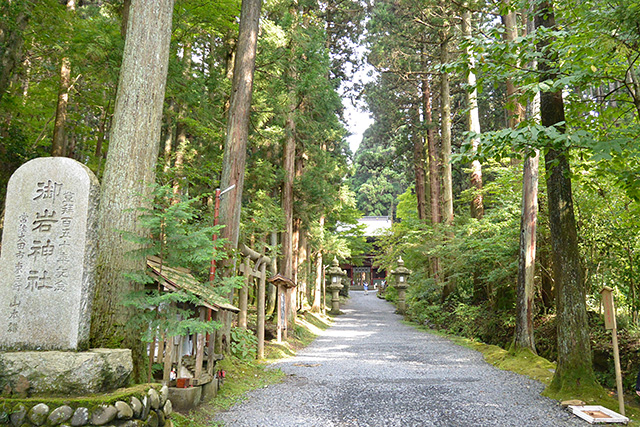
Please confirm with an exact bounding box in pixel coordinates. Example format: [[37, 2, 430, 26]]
[[0, 157, 99, 351]]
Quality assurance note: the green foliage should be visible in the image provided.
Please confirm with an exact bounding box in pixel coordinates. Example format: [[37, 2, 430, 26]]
[[229, 327, 258, 360], [121, 184, 240, 341], [123, 184, 226, 276], [122, 289, 221, 342]]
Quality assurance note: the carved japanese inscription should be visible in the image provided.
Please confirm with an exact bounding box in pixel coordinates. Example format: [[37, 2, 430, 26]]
[[0, 158, 99, 351]]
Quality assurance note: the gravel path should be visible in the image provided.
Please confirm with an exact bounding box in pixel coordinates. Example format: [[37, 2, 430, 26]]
[[215, 291, 585, 426]]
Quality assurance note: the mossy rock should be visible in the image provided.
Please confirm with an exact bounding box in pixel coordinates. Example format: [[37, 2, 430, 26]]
[[0, 383, 163, 422]]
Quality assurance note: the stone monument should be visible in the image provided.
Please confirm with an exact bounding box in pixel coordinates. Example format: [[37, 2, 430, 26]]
[[0, 158, 134, 397], [0, 157, 99, 351]]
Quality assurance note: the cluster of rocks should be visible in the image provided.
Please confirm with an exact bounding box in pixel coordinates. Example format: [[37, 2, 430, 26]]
[[1, 386, 173, 427]]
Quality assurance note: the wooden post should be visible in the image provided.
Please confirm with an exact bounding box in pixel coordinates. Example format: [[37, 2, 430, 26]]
[[195, 307, 206, 378], [322, 268, 326, 314], [257, 261, 266, 359], [147, 332, 156, 382], [176, 335, 184, 377], [162, 330, 173, 383], [157, 330, 165, 368], [282, 289, 288, 340], [207, 311, 216, 375], [276, 285, 282, 342], [239, 257, 250, 329], [601, 286, 624, 416]]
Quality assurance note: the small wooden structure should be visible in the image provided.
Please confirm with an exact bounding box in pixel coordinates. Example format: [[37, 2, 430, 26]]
[[146, 256, 239, 384], [600, 286, 624, 416], [268, 273, 296, 342], [568, 405, 629, 424], [238, 244, 270, 359], [338, 216, 391, 290]]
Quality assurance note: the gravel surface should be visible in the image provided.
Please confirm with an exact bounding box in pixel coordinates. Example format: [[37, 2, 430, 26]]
[[215, 291, 585, 426]]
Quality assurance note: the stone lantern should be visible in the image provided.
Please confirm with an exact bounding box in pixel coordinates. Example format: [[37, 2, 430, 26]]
[[391, 256, 411, 315], [326, 257, 346, 315]]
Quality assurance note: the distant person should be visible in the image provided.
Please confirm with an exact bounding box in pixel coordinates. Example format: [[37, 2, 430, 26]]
[[636, 366, 640, 397], [363, 281, 368, 295]]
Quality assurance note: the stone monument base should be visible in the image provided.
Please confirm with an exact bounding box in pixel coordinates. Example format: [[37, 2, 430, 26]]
[[0, 348, 132, 397]]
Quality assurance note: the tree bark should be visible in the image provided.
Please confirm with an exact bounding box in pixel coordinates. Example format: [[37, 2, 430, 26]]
[[162, 100, 175, 173], [514, 2, 539, 353], [502, 3, 525, 131], [298, 229, 309, 307], [282, 93, 296, 325], [266, 230, 278, 316], [0, 4, 30, 104], [514, 149, 539, 352], [311, 216, 325, 313], [422, 76, 441, 284], [440, 25, 456, 301], [172, 43, 192, 199], [291, 149, 304, 308], [440, 29, 454, 227], [423, 77, 440, 226], [462, 10, 483, 220], [90, 0, 174, 382], [281, 0, 298, 284], [218, 0, 263, 251], [52, 0, 76, 158], [412, 102, 427, 221], [536, 0, 598, 392], [51, 59, 71, 156]]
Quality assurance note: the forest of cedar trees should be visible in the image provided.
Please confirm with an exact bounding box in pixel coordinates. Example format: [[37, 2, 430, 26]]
[[2, 0, 640, 395]]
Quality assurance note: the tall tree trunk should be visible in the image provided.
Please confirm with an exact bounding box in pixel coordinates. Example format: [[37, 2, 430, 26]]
[[281, 0, 298, 284], [52, 0, 76, 157], [298, 229, 309, 307], [422, 76, 441, 284], [172, 120, 187, 198], [440, 29, 453, 227], [440, 25, 456, 301], [280, 3, 299, 315], [120, 0, 131, 38], [514, 150, 539, 352], [502, 3, 525, 132], [90, 0, 174, 382], [172, 43, 192, 199], [281, 109, 295, 278], [412, 102, 427, 221], [162, 100, 175, 173], [462, 9, 483, 219], [218, 0, 263, 251], [95, 100, 108, 177], [218, 0, 262, 344], [514, 3, 539, 353], [536, 0, 598, 392], [0, 5, 29, 104], [311, 216, 325, 313], [282, 83, 296, 325], [462, 8, 486, 302], [292, 217, 301, 303], [51, 61, 71, 156]]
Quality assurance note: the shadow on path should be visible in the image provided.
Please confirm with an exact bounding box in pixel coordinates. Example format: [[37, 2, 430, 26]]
[[215, 291, 584, 426]]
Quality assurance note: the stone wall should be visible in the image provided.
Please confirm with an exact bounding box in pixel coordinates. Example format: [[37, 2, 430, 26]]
[[0, 385, 172, 427]]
